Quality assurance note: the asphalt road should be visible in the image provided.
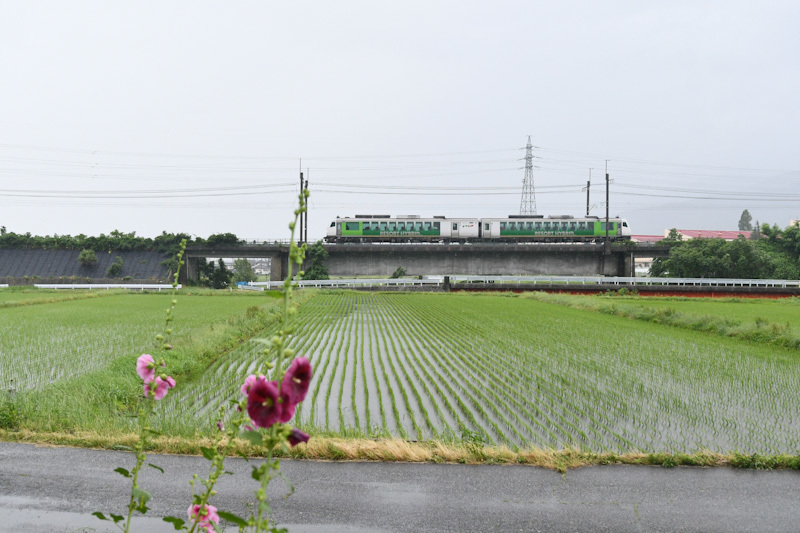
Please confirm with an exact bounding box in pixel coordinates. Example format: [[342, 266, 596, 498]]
[[1, 442, 799, 533]]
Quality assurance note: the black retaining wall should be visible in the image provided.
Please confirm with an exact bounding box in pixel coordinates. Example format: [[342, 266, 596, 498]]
[[0, 250, 171, 280]]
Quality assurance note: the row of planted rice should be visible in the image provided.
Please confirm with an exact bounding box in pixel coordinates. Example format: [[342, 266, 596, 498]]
[[160, 292, 800, 453]]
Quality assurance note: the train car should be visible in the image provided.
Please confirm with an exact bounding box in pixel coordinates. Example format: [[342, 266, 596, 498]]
[[325, 215, 480, 243], [481, 215, 631, 242], [325, 214, 630, 243]]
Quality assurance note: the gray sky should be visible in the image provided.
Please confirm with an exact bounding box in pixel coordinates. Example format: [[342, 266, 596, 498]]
[[1, 1, 798, 240]]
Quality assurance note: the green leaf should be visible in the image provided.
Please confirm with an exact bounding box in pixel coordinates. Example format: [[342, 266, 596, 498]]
[[217, 511, 248, 527], [92, 511, 108, 521], [111, 444, 134, 452], [200, 446, 216, 461], [251, 465, 261, 481], [241, 430, 263, 446], [236, 451, 250, 461], [113, 467, 131, 478], [147, 463, 165, 474], [133, 487, 151, 509], [163, 516, 187, 530], [110, 514, 125, 524]]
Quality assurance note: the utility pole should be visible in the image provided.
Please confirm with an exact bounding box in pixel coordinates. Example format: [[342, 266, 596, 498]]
[[299, 169, 304, 245], [582, 168, 592, 216], [304, 169, 309, 245], [604, 160, 610, 255], [519, 136, 536, 215]]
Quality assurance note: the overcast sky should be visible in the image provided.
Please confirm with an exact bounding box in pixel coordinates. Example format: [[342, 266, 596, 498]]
[[1, 1, 798, 240]]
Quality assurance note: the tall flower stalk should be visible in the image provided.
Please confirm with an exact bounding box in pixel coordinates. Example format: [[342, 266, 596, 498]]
[[94, 239, 186, 532]]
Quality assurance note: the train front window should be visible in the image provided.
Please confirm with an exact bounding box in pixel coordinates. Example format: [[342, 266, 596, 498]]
[[330, 221, 335, 227]]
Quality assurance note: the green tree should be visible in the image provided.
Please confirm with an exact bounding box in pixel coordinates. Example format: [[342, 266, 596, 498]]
[[205, 233, 242, 246], [750, 220, 761, 240], [106, 256, 124, 277], [738, 209, 753, 231], [390, 266, 406, 278], [302, 241, 329, 280], [209, 259, 232, 289], [78, 249, 98, 268], [232, 258, 258, 283]]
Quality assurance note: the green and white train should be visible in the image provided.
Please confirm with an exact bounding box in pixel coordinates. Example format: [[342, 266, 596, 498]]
[[325, 214, 631, 243]]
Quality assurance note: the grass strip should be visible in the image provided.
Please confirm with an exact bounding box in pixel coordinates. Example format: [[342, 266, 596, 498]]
[[3, 429, 799, 473]]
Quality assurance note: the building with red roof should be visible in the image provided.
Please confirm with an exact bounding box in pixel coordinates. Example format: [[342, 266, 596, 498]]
[[669, 229, 751, 240]]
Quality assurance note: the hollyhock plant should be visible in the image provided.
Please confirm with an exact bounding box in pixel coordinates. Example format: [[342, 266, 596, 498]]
[[143, 375, 176, 400], [188, 503, 220, 533], [287, 427, 311, 447], [240, 374, 260, 395], [246, 377, 283, 428], [282, 356, 312, 404], [136, 354, 157, 382]]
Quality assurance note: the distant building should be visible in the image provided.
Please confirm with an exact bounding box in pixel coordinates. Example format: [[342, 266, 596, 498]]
[[668, 229, 751, 241]]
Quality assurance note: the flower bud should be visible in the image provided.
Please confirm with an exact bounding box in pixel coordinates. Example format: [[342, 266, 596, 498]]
[[156, 334, 164, 341]]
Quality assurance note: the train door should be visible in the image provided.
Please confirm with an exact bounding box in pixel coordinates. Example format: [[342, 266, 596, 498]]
[[451, 221, 459, 239]]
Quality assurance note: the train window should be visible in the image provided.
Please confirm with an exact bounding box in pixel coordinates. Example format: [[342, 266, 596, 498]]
[[525, 222, 533, 231], [388, 222, 396, 231], [622, 221, 628, 227], [570, 222, 577, 230], [398, 222, 406, 231], [433, 222, 440, 230], [452, 223, 457, 231], [562, 222, 569, 230], [543, 222, 551, 230], [345, 222, 360, 231], [500, 222, 506, 230], [535, 222, 542, 229], [484, 223, 489, 231], [380, 222, 388, 231], [509, 222, 516, 230], [416, 222, 423, 231], [424, 222, 431, 230], [330, 221, 335, 227]]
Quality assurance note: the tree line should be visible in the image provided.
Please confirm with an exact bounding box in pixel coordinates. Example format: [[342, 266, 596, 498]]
[[651, 218, 800, 279], [0, 227, 242, 254]]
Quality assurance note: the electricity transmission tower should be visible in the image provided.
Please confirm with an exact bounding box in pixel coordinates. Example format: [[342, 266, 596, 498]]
[[519, 135, 537, 215]]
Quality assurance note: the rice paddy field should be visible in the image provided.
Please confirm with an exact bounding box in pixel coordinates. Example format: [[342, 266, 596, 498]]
[[3, 289, 800, 455]]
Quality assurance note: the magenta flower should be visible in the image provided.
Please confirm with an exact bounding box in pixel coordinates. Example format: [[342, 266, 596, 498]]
[[279, 395, 296, 424], [282, 357, 312, 405], [188, 503, 220, 533], [143, 375, 176, 400], [246, 377, 283, 428], [240, 374, 260, 395], [136, 354, 156, 382], [287, 428, 310, 447]]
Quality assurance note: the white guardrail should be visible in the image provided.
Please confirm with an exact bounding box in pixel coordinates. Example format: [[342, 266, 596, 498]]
[[241, 276, 800, 290], [34, 284, 181, 291]]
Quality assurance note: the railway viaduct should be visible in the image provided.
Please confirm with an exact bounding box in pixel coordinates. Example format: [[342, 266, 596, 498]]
[[181, 242, 673, 283]]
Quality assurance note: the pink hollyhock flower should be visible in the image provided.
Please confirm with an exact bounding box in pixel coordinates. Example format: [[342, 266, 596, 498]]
[[282, 357, 312, 405], [246, 377, 283, 428], [287, 428, 310, 447], [143, 375, 176, 400], [240, 374, 259, 395], [188, 503, 220, 532], [136, 354, 156, 382]]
